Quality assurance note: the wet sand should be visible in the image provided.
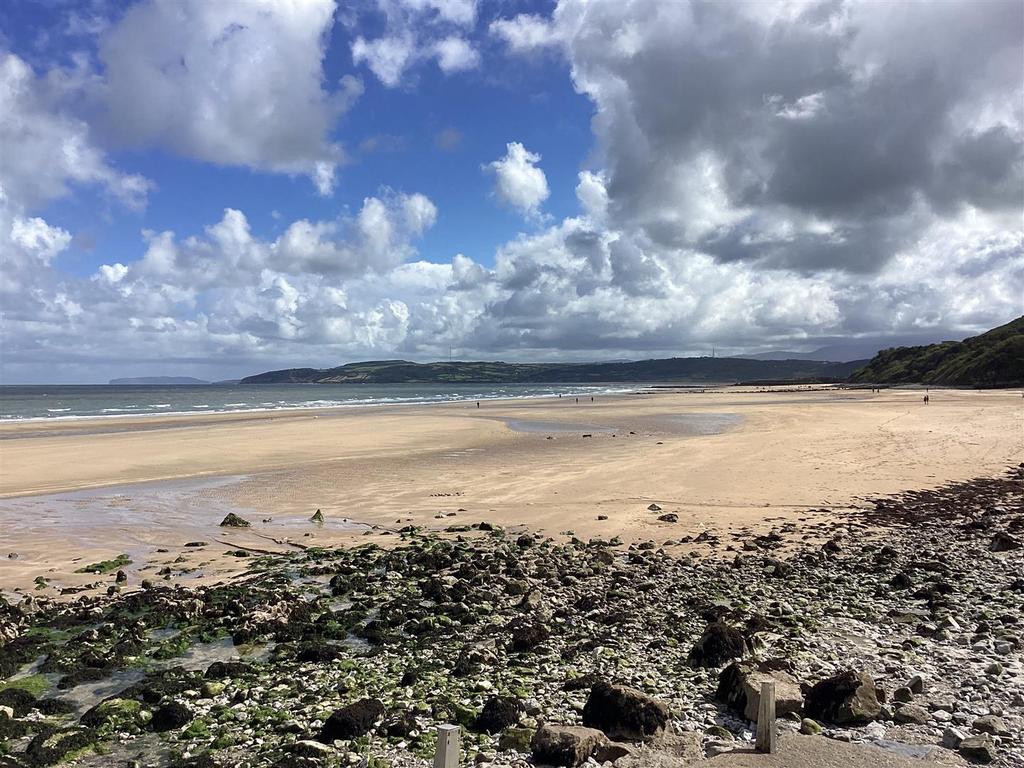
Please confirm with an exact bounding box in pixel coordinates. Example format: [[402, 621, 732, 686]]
[[1, 386, 1021, 595]]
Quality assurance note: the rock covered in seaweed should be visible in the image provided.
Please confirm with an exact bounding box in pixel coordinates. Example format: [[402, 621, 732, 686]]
[[219, 513, 251, 528], [581, 681, 670, 741], [319, 698, 385, 741], [686, 620, 748, 668]]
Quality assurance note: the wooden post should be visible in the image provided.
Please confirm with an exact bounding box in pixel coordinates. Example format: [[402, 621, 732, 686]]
[[434, 723, 460, 768], [756, 681, 777, 754]]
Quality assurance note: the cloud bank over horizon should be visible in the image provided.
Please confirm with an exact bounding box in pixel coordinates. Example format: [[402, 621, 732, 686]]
[[1, 0, 1021, 383]]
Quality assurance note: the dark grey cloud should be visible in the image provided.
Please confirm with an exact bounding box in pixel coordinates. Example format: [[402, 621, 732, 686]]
[[557, 0, 1024, 273]]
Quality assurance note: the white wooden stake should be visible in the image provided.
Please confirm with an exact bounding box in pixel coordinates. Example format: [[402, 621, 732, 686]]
[[434, 723, 460, 768], [756, 680, 777, 754]]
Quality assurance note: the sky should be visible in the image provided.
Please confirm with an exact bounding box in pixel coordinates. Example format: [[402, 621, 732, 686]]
[[0, 0, 1022, 384]]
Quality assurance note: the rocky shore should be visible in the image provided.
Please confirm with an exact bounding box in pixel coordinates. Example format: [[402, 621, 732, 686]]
[[1, 466, 1022, 767]]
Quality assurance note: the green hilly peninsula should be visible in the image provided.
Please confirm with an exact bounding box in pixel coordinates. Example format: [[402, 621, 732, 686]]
[[850, 315, 1024, 387], [241, 357, 864, 385]]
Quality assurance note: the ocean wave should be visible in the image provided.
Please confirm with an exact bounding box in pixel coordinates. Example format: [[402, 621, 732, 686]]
[[0, 385, 638, 422]]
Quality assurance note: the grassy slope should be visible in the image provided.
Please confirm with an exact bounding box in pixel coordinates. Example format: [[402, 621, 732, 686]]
[[850, 316, 1024, 387]]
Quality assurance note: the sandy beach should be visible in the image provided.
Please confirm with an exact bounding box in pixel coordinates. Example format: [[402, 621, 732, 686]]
[[1, 386, 1020, 595]]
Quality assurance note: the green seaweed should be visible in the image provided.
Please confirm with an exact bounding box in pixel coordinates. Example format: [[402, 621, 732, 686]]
[[75, 554, 131, 574], [0, 674, 49, 696]]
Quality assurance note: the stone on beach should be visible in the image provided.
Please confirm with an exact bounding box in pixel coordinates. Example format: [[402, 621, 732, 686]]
[[319, 698, 385, 741], [972, 714, 1010, 737], [804, 670, 882, 724], [686, 621, 748, 668], [581, 680, 670, 741], [531, 724, 607, 767], [219, 513, 251, 528], [989, 531, 1021, 552], [474, 695, 524, 734], [151, 700, 193, 732], [959, 733, 997, 763], [893, 703, 930, 724], [716, 660, 803, 721]]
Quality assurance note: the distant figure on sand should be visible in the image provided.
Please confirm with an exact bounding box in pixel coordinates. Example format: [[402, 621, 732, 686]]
[[476, 401, 480, 408], [923, 395, 930, 404]]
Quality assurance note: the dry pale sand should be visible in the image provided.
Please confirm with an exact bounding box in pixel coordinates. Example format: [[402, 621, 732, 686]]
[[0, 387, 1021, 595]]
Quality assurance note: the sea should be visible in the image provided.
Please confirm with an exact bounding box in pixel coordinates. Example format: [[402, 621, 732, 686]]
[[0, 383, 638, 421]]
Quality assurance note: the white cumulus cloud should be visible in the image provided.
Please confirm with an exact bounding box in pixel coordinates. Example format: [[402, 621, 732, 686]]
[[434, 36, 480, 73], [489, 14, 560, 53], [485, 142, 550, 220], [98, 0, 351, 195]]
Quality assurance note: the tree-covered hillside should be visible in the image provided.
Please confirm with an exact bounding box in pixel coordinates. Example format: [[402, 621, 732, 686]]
[[850, 316, 1024, 387], [241, 357, 864, 385]]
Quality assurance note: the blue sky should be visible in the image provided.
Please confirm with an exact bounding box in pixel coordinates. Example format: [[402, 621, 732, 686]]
[[2, 0, 591, 276], [1, 0, 1021, 382]]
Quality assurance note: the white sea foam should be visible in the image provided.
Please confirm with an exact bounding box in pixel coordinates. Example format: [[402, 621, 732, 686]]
[[0, 385, 637, 422]]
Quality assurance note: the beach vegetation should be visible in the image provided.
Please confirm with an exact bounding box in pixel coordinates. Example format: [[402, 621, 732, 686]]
[[75, 554, 131, 574], [0, 674, 49, 697]]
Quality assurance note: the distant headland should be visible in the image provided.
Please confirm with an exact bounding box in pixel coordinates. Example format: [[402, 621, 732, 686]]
[[108, 376, 210, 385], [239, 315, 1023, 389]]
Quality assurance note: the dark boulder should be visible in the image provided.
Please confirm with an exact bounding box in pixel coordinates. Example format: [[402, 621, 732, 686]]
[[319, 698, 385, 741], [990, 532, 1022, 552], [890, 571, 913, 590], [295, 643, 342, 663], [205, 661, 254, 679], [57, 667, 107, 689], [219, 513, 251, 528], [686, 621, 748, 668], [0, 687, 37, 717], [474, 696, 524, 734], [509, 619, 550, 652], [152, 700, 194, 732], [581, 681, 670, 741], [25, 727, 97, 766], [804, 670, 881, 724]]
